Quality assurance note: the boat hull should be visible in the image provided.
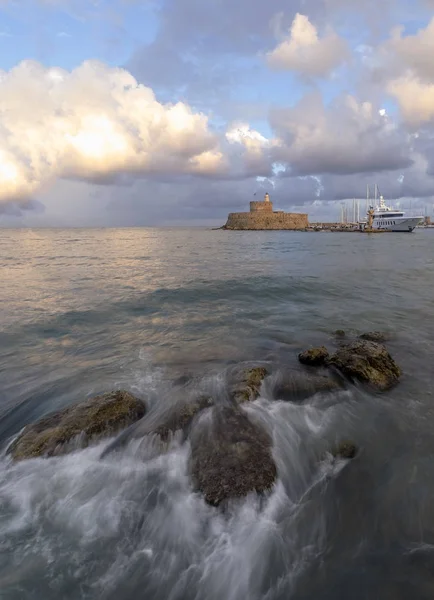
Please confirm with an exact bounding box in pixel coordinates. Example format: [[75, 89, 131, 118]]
[[372, 217, 423, 232]]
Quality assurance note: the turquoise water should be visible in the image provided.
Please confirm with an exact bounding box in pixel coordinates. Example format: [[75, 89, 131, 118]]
[[1, 228, 434, 599]]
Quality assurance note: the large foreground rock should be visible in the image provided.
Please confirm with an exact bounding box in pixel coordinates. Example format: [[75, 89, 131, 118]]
[[8, 390, 146, 461], [190, 406, 277, 506], [327, 340, 400, 391]]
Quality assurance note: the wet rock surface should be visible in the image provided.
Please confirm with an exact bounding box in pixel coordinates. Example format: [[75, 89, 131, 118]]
[[100, 392, 214, 457], [298, 346, 330, 366], [190, 405, 277, 507], [8, 390, 146, 461], [231, 366, 269, 403], [327, 340, 401, 391], [359, 331, 389, 343], [334, 330, 346, 339], [332, 441, 358, 460], [152, 395, 214, 440], [270, 370, 342, 402]]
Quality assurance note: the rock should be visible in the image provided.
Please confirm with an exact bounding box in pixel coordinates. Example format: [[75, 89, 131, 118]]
[[153, 395, 214, 441], [327, 340, 400, 391], [334, 330, 346, 339], [298, 346, 329, 366], [8, 390, 146, 461], [272, 371, 342, 402], [359, 331, 389, 343], [99, 393, 214, 458], [332, 441, 358, 459], [190, 406, 277, 507], [232, 366, 269, 403], [172, 373, 194, 386]]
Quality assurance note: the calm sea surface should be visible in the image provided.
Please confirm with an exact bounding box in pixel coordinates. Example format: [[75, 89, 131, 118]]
[[1, 227, 434, 599]]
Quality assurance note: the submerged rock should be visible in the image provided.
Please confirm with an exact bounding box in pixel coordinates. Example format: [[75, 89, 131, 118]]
[[231, 366, 269, 403], [100, 393, 214, 457], [334, 330, 346, 339], [190, 406, 277, 507], [152, 395, 214, 441], [332, 441, 358, 460], [298, 346, 329, 366], [359, 331, 389, 343], [8, 390, 146, 461], [327, 340, 400, 391], [271, 371, 342, 402]]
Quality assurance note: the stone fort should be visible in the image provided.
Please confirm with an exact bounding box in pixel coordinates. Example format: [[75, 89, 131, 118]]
[[223, 193, 308, 230]]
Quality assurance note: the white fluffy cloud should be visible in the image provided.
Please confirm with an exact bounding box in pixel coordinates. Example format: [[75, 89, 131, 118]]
[[266, 13, 348, 77], [225, 122, 278, 177], [0, 60, 232, 204]]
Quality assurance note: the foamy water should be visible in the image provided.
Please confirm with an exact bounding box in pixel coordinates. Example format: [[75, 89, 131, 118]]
[[0, 380, 357, 600]]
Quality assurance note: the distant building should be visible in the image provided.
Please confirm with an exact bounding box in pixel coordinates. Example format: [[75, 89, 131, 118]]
[[223, 193, 308, 230]]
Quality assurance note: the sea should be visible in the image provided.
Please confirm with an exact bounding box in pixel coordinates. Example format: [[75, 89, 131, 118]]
[[1, 227, 434, 600]]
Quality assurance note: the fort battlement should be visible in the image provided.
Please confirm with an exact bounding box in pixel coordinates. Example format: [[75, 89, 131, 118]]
[[223, 193, 308, 231], [250, 193, 273, 213]]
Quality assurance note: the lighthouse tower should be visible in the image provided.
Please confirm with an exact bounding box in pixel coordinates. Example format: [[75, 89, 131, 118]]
[[250, 192, 273, 213]]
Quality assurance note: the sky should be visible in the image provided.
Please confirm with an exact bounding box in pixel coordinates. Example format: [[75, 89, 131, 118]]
[[1, 0, 434, 226]]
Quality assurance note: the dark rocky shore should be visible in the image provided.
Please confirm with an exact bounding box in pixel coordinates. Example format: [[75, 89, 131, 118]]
[[5, 331, 400, 507]]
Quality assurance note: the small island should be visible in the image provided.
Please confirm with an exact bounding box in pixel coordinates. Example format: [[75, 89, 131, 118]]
[[222, 193, 308, 230]]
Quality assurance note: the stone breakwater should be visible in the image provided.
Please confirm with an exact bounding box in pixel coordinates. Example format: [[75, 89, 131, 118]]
[[223, 211, 308, 230]]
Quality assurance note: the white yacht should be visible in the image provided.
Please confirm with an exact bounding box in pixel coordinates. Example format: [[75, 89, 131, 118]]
[[370, 195, 423, 232]]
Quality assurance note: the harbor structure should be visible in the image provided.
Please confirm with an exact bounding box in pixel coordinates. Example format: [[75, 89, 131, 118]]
[[223, 193, 308, 230]]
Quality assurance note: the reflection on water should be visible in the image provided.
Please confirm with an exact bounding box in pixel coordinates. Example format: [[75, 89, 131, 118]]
[[1, 228, 434, 599]]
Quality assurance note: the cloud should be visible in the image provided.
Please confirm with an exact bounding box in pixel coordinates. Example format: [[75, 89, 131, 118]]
[[386, 19, 434, 82], [0, 60, 270, 205], [266, 13, 349, 76], [269, 92, 413, 176], [375, 19, 434, 126], [225, 123, 276, 177], [387, 76, 434, 126]]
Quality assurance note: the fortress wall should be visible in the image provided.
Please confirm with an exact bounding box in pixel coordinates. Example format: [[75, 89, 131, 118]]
[[224, 212, 308, 230]]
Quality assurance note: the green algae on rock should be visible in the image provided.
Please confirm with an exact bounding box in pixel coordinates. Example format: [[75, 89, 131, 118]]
[[327, 340, 401, 391], [232, 366, 269, 403], [8, 390, 146, 461], [298, 346, 330, 366]]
